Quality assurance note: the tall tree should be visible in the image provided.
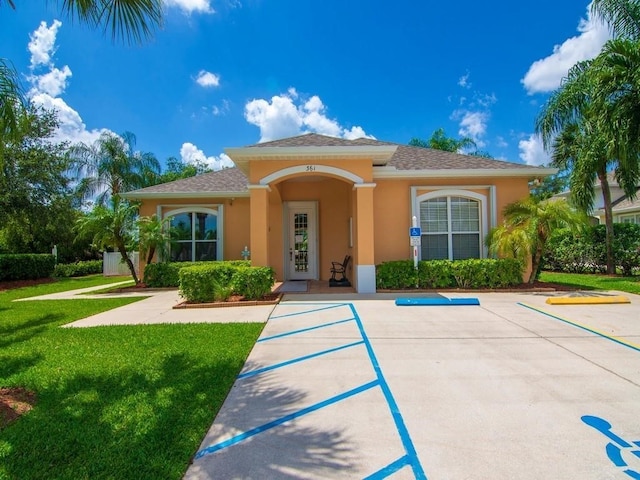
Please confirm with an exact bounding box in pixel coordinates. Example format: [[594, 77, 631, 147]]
[[591, 0, 640, 39], [410, 128, 477, 152], [1, 0, 163, 44], [0, 59, 25, 145], [71, 131, 160, 206], [486, 197, 587, 283]]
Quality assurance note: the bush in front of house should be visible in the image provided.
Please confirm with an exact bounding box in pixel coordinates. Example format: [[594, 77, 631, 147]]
[[143, 260, 252, 288], [544, 223, 640, 275], [52, 260, 103, 278], [178, 262, 274, 302], [231, 266, 275, 300], [0, 254, 56, 281], [376, 258, 523, 289]]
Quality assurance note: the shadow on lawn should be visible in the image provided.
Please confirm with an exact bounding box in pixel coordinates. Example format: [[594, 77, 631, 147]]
[[0, 353, 43, 380], [0, 354, 357, 480], [0, 313, 65, 349], [187, 361, 358, 479]]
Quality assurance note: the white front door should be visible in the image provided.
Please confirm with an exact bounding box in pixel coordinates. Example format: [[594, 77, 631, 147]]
[[287, 202, 318, 280]]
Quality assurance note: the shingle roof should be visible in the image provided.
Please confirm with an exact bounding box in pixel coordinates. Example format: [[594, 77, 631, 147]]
[[123, 167, 248, 196], [126, 134, 548, 198], [249, 133, 534, 171], [611, 188, 640, 212]]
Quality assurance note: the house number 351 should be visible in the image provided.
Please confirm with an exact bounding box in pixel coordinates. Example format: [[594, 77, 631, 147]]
[[305, 165, 316, 172]]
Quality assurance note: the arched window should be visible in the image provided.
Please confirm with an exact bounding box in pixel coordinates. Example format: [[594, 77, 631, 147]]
[[419, 194, 483, 261], [164, 208, 220, 262]]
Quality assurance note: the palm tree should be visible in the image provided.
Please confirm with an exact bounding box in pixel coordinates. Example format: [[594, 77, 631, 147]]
[[71, 131, 160, 206], [410, 128, 477, 152], [0, 59, 25, 145], [486, 197, 587, 283], [1, 0, 163, 44], [137, 214, 169, 265], [591, 0, 640, 40], [76, 198, 141, 283]]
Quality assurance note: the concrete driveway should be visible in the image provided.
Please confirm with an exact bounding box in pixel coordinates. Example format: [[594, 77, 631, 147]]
[[185, 290, 640, 480]]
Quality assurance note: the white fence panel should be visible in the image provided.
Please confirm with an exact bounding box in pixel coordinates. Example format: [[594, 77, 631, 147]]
[[103, 251, 139, 276]]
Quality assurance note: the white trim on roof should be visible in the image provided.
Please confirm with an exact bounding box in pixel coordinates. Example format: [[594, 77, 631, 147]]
[[121, 191, 249, 200], [373, 167, 558, 179], [260, 165, 364, 185]]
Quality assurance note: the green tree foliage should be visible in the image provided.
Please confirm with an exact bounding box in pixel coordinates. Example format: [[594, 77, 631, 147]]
[[155, 156, 212, 184], [76, 199, 141, 283], [409, 127, 493, 157], [486, 197, 587, 283], [137, 214, 169, 264], [71, 131, 160, 205], [591, 0, 640, 39], [0, 106, 88, 259]]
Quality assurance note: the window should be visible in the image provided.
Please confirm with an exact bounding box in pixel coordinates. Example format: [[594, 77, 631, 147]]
[[618, 214, 640, 225], [420, 196, 481, 260], [166, 210, 219, 262]]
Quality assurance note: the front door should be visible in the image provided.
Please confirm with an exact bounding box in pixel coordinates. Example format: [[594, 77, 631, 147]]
[[287, 202, 317, 280]]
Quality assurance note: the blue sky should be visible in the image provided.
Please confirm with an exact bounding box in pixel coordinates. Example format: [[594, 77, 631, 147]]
[[1, 1, 611, 170]]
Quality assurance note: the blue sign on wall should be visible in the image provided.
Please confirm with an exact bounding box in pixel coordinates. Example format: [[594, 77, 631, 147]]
[[410, 227, 421, 237]]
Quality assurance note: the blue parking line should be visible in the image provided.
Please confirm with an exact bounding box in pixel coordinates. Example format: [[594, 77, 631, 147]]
[[195, 380, 380, 460], [269, 303, 346, 319], [258, 318, 355, 342], [349, 304, 428, 480], [364, 455, 411, 479], [237, 340, 365, 379], [518, 303, 640, 353]]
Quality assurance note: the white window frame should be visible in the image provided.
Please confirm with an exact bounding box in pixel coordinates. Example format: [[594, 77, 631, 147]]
[[162, 205, 224, 261], [413, 189, 488, 261], [617, 213, 640, 225]]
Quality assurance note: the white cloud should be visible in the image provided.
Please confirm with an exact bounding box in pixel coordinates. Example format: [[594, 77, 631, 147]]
[[195, 70, 220, 87], [26, 20, 104, 145], [28, 20, 62, 68], [164, 0, 215, 14], [244, 89, 373, 142], [452, 110, 489, 147], [458, 72, 471, 88], [180, 142, 234, 170], [212, 100, 230, 116], [518, 134, 550, 166], [522, 3, 610, 94], [496, 136, 508, 148]]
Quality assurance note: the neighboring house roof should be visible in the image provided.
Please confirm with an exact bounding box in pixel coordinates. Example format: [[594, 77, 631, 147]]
[[123, 133, 555, 199], [609, 187, 640, 214]]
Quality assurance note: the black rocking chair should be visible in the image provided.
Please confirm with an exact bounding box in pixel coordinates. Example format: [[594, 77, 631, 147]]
[[330, 255, 351, 287]]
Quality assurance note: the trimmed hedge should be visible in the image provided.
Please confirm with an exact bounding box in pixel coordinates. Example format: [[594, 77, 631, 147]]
[[544, 223, 640, 276], [143, 260, 251, 288], [0, 254, 56, 281], [178, 263, 275, 302], [377, 258, 523, 290], [53, 260, 103, 278], [231, 266, 275, 300]]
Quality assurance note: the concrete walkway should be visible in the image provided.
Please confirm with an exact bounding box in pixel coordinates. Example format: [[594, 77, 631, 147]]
[[185, 290, 640, 479]]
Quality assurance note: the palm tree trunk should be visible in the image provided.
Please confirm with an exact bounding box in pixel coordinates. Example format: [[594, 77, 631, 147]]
[[115, 238, 139, 284], [597, 169, 615, 274]]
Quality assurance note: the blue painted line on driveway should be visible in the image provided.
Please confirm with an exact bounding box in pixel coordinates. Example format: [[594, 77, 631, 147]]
[[364, 455, 411, 479], [258, 317, 355, 342], [194, 380, 379, 460], [269, 303, 347, 319], [519, 303, 640, 353], [348, 304, 428, 479], [237, 340, 365, 379]]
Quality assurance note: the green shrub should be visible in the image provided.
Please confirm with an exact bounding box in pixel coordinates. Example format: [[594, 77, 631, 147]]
[[0, 254, 56, 281], [52, 260, 103, 277], [178, 263, 237, 302], [143, 262, 182, 287], [376, 258, 523, 289], [376, 260, 417, 289], [231, 267, 275, 300], [417, 260, 456, 288], [544, 224, 640, 275]]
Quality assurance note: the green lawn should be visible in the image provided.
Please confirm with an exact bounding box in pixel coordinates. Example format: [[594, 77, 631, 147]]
[[0, 275, 263, 480], [540, 271, 640, 295]]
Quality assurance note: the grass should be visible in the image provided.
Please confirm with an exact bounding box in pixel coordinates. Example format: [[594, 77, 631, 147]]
[[0, 275, 264, 480], [540, 271, 640, 295]]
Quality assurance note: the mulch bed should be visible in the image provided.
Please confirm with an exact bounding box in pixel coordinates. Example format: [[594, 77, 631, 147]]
[[0, 278, 56, 293], [173, 292, 282, 309], [0, 387, 37, 430]]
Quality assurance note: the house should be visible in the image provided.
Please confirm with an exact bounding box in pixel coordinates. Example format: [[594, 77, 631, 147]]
[[555, 172, 640, 225], [123, 134, 555, 293]]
